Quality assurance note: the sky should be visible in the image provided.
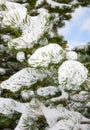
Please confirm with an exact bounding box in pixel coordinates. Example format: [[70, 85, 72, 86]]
[[58, 6, 90, 48]]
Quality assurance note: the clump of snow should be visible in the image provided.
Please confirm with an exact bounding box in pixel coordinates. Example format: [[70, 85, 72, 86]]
[[1, 1, 51, 50], [41, 104, 90, 130], [16, 51, 25, 62], [70, 91, 89, 102], [46, 0, 70, 8], [0, 98, 25, 115], [21, 90, 35, 100], [28, 44, 65, 67], [78, 91, 89, 102], [0, 97, 90, 130], [37, 86, 58, 97], [0, 67, 51, 92], [15, 98, 43, 130], [8, 12, 50, 50], [58, 60, 88, 90], [0, 68, 6, 75], [2, 2, 27, 28], [0, 1, 90, 130], [50, 89, 68, 102], [35, 0, 44, 7], [0, 0, 7, 5], [1, 34, 12, 42], [38, 8, 48, 14], [66, 51, 78, 60], [86, 102, 90, 107]]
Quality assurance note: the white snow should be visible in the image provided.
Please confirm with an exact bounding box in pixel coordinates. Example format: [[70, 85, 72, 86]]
[[0, 0, 7, 4], [46, 0, 70, 8], [0, 98, 25, 115], [28, 44, 65, 67], [41, 104, 90, 130], [50, 89, 68, 102], [37, 86, 58, 97], [1, 34, 12, 42], [0, 67, 51, 92], [1, 1, 51, 50], [0, 1, 90, 130], [35, 0, 44, 7], [8, 12, 50, 50], [2, 2, 27, 28], [58, 60, 88, 90], [66, 51, 78, 60], [0, 97, 90, 130], [2, 2, 50, 49], [16, 51, 25, 62], [0, 68, 6, 75], [86, 102, 90, 107], [21, 90, 35, 100]]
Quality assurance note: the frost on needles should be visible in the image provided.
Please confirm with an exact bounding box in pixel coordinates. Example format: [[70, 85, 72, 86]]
[[0, 0, 90, 130]]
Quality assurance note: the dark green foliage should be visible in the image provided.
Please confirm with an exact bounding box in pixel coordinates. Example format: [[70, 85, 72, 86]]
[[0, 26, 22, 38], [0, 113, 21, 129], [73, 43, 90, 73], [78, 0, 90, 7]]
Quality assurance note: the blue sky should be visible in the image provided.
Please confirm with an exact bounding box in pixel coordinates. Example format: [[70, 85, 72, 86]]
[[58, 6, 90, 48]]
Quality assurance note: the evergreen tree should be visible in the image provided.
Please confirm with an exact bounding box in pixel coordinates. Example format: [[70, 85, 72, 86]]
[[73, 42, 90, 73], [0, 0, 90, 129]]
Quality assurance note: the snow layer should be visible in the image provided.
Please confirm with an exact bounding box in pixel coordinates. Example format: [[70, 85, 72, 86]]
[[14, 98, 43, 130], [8, 12, 50, 50], [86, 102, 90, 107], [41, 104, 90, 130], [0, 68, 51, 92], [2, 2, 27, 28], [66, 51, 78, 60], [0, 98, 25, 115], [37, 86, 58, 97], [46, 0, 70, 8], [0, 0, 7, 4], [35, 0, 44, 7], [28, 44, 65, 67], [58, 60, 88, 90], [0, 98, 90, 130]]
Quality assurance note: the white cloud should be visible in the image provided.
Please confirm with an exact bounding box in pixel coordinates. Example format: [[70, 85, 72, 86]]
[[58, 21, 71, 36], [58, 6, 87, 36], [58, 6, 90, 47], [72, 6, 87, 22], [81, 18, 90, 31]]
